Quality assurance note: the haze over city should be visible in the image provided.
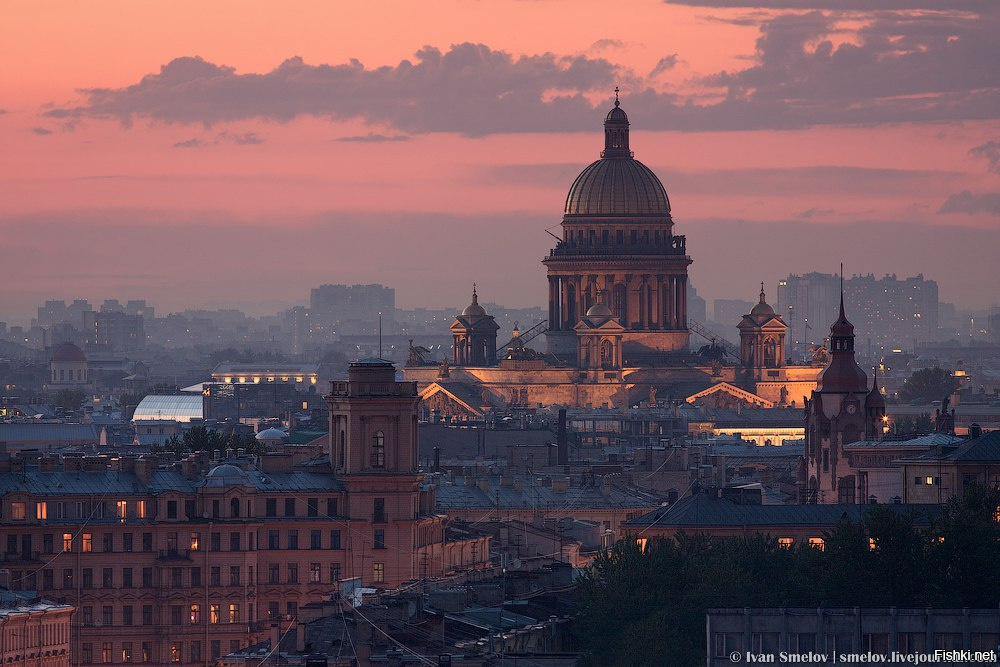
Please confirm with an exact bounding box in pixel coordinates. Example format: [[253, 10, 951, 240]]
[[2, 0, 999, 323]]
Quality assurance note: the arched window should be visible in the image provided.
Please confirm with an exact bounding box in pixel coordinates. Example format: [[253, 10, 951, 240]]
[[339, 431, 345, 468], [370, 431, 385, 468], [230, 498, 240, 518], [600, 340, 614, 370]]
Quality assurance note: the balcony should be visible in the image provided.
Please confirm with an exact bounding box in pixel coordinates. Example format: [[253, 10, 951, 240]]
[[546, 234, 687, 259], [157, 549, 192, 561], [328, 381, 417, 398]]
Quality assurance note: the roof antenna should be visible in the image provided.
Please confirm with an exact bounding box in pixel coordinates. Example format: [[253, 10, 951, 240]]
[[614, 86, 620, 107], [839, 263, 845, 319], [378, 312, 383, 360]]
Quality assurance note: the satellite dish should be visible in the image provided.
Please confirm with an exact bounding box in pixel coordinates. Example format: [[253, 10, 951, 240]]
[[508, 559, 522, 571]]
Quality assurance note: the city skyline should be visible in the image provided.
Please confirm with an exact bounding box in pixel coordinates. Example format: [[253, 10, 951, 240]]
[[2, 1, 999, 320]]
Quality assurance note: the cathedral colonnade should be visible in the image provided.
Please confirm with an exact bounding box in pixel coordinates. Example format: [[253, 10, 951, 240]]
[[548, 273, 687, 332]]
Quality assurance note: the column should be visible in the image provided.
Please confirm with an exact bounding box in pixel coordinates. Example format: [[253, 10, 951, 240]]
[[560, 278, 570, 330], [679, 276, 687, 328], [650, 275, 662, 330], [548, 277, 558, 330]]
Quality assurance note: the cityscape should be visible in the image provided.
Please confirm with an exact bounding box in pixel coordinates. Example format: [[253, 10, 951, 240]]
[[2, 2, 1000, 667]]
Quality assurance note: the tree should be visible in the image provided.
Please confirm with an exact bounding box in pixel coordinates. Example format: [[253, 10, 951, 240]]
[[52, 388, 86, 411], [898, 367, 959, 403]]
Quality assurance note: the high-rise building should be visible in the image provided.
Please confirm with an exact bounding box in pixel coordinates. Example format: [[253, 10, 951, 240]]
[[309, 284, 395, 324]]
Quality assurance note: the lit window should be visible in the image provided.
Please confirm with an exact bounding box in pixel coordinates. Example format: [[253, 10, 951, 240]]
[[83, 533, 93, 552], [777, 538, 793, 549], [135, 501, 146, 519], [36, 502, 47, 520], [228, 604, 239, 623], [170, 644, 180, 663], [869, 538, 877, 551], [926, 476, 935, 486], [190, 605, 200, 624], [210, 605, 220, 624], [10, 502, 25, 520], [63, 533, 73, 552], [808, 537, 825, 551], [636, 537, 648, 553], [373, 562, 384, 584], [116, 501, 128, 520], [190, 532, 200, 551]]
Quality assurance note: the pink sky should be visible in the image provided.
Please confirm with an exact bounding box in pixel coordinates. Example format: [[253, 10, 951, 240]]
[[2, 0, 999, 323]]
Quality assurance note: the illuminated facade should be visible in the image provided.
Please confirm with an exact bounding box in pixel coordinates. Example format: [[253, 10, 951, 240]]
[[0, 597, 73, 667]]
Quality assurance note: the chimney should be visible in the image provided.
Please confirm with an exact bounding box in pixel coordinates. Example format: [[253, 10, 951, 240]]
[[969, 423, 983, 439], [602, 476, 611, 498], [477, 478, 490, 495], [513, 478, 524, 493], [433, 447, 441, 472], [557, 409, 568, 466]]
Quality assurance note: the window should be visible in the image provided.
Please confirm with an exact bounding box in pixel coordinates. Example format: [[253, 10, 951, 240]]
[[191, 567, 201, 587], [266, 498, 277, 516], [83, 644, 93, 664], [714, 633, 742, 658], [288, 563, 298, 583], [170, 643, 181, 663], [190, 642, 201, 664], [103, 532, 113, 551], [777, 537, 793, 549], [83, 532, 93, 552], [210, 567, 220, 586], [268, 601, 279, 618], [310, 563, 321, 582], [122, 642, 132, 663], [310, 530, 322, 549], [790, 633, 816, 652], [167, 500, 177, 519], [373, 498, 386, 523], [142, 567, 153, 587], [934, 633, 963, 650], [83, 568, 93, 588], [286, 601, 297, 618], [230, 497, 240, 517], [10, 501, 25, 520], [36, 501, 47, 520], [374, 529, 385, 549], [371, 431, 385, 468], [307, 498, 318, 517], [63, 568, 73, 588], [190, 604, 200, 624], [330, 563, 341, 583], [123, 533, 133, 552], [142, 642, 152, 663], [210, 641, 220, 660], [373, 562, 384, 583], [43, 533, 53, 553], [269, 564, 280, 583], [102, 605, 113, 626], [228, 603, 239, 623], [171, 567, 182, 587], [123, 606, 133, 626], [142, 532, 152, 551], [123, 567, 133, 587], [752, 632, 779, 653], [330, 530, 341, 550], [116, 500, 128, 520], [284, 498, 296, 517], [83, 606, 94, 626], [190, 532, 200, 551], [43, 569, 53, 590], [210, 604, 220, 624], [63, 532, 73, 552], [327, 498, 338, 517], [103, 642, 112, 664], [171, 605, 182, 625], [808, 537, 825, 551], [229, 566, 240, 586], [167, 531, 178, 553], [211, 532, 221, 551], [230, 532, 241, 551], [268, 530, 280, 550], [862, 633, 889, 654], [135, 500, 146, 519], [103, 567, 113, 587], [288, 530, 298, 550]]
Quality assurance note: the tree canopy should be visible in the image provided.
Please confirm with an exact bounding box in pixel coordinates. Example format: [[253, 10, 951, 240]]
[[157, 426, 265, 457], [572, 487, 1000, 667], [898, 366, 959, 403]]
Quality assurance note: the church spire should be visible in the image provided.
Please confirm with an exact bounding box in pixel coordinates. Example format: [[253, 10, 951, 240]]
[[602, 87, 631, 158]]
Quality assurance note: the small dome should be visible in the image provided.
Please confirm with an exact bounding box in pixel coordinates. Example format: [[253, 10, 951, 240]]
[[204, 464, 250, 487], [51, 342, 86, 363], [585, 302, 614, 318], [750, 284, 775, 317], [461, 285, 487, 318], [605, 105, 629, 123], [255, 428, 286, 441]]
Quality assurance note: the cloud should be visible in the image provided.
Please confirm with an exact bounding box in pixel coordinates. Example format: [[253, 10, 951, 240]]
[[46, 10, 1000, 135], [173, 132, 263, 148], [970, 141, 1000, 174], [589, 39, 626, 52], [938, 190, 1000, 216], [649, 55, 679, 78], [797, 207, 836, 219], [335, 133, 410, 142], [664, 0, 992, 9], [31, 127, 53, 135]]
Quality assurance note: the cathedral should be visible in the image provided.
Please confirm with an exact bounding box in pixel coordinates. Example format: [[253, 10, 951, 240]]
[[405, 96, 823, 416]]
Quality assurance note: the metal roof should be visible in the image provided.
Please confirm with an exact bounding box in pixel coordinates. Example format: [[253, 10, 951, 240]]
[[433, 473, 660, 511], [0, 423, 100, 443], [132, 395, 203, 422]]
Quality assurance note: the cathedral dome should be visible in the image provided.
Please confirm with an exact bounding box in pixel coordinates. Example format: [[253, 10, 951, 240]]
[[51, 342, 86, 363], [750, 284, 775, 317], [585, 302, 614, 318], [564, 158, 670, 216], [563, 95, 670, 217]]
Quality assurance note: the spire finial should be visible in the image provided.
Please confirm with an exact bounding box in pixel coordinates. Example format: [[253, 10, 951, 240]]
[[759, 281, 766, 303], [839, 264, 845, 320], [614, 86, 620, 107], [472, 283, 478, 304]]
